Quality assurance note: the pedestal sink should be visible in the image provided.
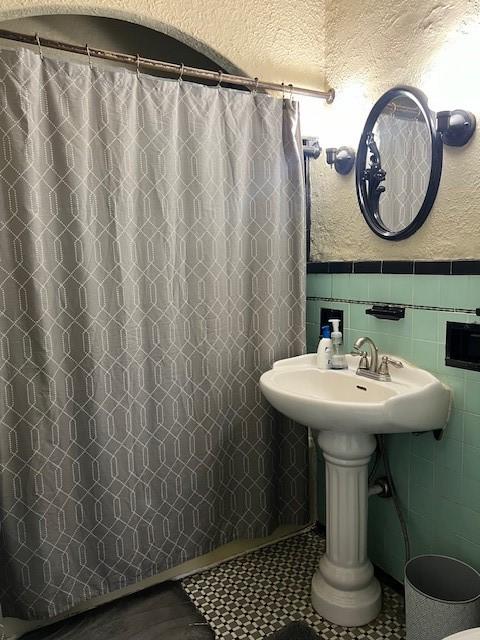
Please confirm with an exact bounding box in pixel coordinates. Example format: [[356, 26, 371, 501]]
[[259, 353, 451, 627]]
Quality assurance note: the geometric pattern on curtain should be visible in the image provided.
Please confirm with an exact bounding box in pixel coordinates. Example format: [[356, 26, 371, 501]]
[[0, 47, 307, 621]]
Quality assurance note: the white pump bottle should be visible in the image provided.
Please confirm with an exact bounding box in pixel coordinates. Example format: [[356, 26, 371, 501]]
[[329, 318, 348, 370]]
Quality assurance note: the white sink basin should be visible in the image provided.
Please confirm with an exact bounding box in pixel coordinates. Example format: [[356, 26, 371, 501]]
[[260, 350, 451, 628], [260, 353, 451, 434]]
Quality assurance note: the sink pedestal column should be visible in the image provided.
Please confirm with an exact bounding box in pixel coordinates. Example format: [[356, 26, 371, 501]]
[[312, 431, 381, 627]]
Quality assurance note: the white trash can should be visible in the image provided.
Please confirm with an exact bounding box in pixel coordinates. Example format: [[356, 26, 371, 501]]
[[405, 555, 480, 640]]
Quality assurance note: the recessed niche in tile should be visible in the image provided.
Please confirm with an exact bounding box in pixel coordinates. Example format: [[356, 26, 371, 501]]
[[322, 301, 350, 329]]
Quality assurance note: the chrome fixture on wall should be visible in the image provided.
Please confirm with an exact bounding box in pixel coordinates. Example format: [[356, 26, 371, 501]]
[[325, 146, 356, 174], [436, 109, 476, 147]]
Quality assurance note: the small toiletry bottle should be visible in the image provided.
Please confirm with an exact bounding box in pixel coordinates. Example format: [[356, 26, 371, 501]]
[[317, 325, 332, 369], [329, 318, 348, 370]]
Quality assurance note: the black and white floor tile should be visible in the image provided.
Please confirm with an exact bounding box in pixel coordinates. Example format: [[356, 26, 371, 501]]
[[183, 529, 405, 640]]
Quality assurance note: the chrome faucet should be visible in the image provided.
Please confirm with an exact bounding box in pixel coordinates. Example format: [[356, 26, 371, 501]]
[[353, 336, 379, 373], [352, 336, 403, 382]]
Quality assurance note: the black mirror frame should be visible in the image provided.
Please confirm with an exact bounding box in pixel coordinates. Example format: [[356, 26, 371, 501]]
[[355, 86, 443, 241]]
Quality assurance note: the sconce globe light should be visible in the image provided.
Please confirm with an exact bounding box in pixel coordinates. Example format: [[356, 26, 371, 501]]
[[326, 146, 356, 175], [436, 109, 476, 146]]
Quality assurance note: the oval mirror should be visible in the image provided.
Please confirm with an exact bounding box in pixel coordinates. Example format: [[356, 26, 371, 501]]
[[356, 86, 443, 240]]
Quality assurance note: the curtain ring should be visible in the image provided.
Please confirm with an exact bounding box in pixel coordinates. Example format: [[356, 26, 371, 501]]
[[281, 82, 286, 99], [252, 77, 259, 95], [35, 33, 44, 60], [288, 83, 294, 101], [85, 43, 93, 69], [217, 71, 223, 88], [178, 63, 185, 83], [136, 53, 141, 78]]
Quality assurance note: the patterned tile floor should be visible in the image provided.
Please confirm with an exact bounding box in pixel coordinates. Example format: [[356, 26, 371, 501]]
[[183, 529, 405, 640]]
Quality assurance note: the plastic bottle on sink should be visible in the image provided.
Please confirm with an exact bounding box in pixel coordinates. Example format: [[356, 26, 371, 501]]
[[329, 318, 348, 370], [316, 325, 332, 369]]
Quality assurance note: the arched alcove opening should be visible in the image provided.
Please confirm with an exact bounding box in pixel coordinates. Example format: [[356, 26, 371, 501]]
[[0, 14, 246, 87]]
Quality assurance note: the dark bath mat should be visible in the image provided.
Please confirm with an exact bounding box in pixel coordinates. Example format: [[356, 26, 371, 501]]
[[267, 620, 321, 640], [21, 581, 214, 640]]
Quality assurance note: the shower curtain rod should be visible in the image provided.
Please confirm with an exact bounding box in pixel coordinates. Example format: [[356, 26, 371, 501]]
[[0, 28, 335, 102]]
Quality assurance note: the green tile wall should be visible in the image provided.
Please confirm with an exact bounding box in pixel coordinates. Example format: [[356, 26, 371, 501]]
[[307, 272, 480, 583]]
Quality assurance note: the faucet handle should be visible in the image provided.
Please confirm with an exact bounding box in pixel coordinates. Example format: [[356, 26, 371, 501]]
[[384, 356, 404, 368], [378, 355, 403, 378], [351, 349, 370, 370], [358, 351, 370, 370], [378, 356, 390, 376]]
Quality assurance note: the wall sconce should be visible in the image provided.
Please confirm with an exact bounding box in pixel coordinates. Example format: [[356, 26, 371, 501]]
[[436, 109, 476, 146], [325, 146, 356, 174], [303, 138, 322, 159]]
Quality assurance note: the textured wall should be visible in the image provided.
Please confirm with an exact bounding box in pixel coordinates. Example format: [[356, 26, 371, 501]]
[[311, 0, 480, 261], [0, 1, 325, 88], [0, 14, 224, 76]]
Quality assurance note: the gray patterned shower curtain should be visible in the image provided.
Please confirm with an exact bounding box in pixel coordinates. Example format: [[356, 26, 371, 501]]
[[0, 47, 307, 621]]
